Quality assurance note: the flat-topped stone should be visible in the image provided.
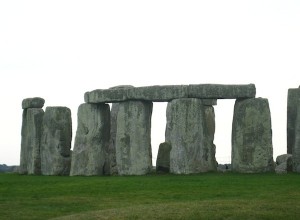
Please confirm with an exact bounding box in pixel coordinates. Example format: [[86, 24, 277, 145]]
[[84, 84, 255, 103], [22, 97, 45, 109]]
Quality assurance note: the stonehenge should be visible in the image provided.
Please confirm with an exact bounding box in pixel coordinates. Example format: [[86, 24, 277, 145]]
[[19, 83, 300, 175]]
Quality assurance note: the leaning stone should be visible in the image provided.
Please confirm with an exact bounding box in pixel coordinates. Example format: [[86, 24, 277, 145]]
[[232, 98, 274, 173], [40, 107, 72, 175], [22, 97, 45, 109], [165, 98, 217, 174], [156, 142, 172, 173], [70, 103, 110, 176], [115, 101, 153, 175], [287, 88, 300, 154], [19, 108, 44, 174]]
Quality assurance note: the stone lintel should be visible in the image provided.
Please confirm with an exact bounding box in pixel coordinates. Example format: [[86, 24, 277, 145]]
[[84, 84, 255, 103], [22, 97, 45, 109]]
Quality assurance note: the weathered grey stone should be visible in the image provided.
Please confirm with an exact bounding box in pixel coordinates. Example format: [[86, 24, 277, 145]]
[[202, 99, 217, 106], [217, 164, 231, 172], [275, 154, 292, 174], [165, 98, 217, 174], [108, 85, 134, 175], [22, 97, 45, 109], [156, 142, 172, 173], [287, 88, 300, 154], [108, 103, 119, 175], [204, 106, 215, 142], [188, 84, 256, 99], [70, 103, 110, 176], [41, 107, 72, 175], [19, 108, 44, 174], [85, 84, 255, 103], [275, 162, 289, 174], [85, 85, 188, 103], [293, 99, 300, 172], [276, 154, 292, 166], [232, 98, 274, 173], [116, 101, 153, 175]]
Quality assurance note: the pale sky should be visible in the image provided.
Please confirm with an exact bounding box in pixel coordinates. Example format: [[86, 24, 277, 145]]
[[0, 1, 299, 165]]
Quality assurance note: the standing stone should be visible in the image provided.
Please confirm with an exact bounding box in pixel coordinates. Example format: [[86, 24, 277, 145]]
[[204, 105, 215, 143], [232, 98, 274, 173], [41, 107, 72, 175], [287, 88, 300, 154], [165, 98, 217, 174], [108, 85, 134, 175], [108, 103, 119, 175], [156, 142, 172, 173], [116, 101, 153, 175], [70, 103, 110, 176], [293, 99, 300, 172], [20, 108, 44, 174]]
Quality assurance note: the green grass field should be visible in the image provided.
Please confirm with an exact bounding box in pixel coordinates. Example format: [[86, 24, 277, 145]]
[[1, 173, 300, 219]]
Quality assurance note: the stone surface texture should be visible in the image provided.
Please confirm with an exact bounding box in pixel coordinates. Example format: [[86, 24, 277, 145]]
[[85, 84, 255, 103], [293, 99, 300, 172], [115, 101, 153, 175], [156, 142, 172, 173], [108, 85, 134, 175], [19, 108, 44, 174], [232, 98, 274, 173], [70, 103, 110, 176], [41, 107, 72, 175], [108, 103, 119, 175], [275, 154, 293, 174], [22, 97, 45, 109], [188, 84, 256, 99], [165, 98, 217, 174], [287, 88, 300, 154]]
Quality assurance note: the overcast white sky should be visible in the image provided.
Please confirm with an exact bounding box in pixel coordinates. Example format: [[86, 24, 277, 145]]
[[0, 1, 300, 165]]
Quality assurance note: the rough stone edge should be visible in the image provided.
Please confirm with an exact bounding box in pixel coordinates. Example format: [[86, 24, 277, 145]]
[[84, 84, 256, 103]]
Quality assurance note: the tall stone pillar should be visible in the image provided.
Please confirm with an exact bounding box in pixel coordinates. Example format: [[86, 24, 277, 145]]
[[165, 98, 217, 174], [108, 102, 119, 175], [108, 85, 134, 175], [293, 99, 300, 172], [287, 87, 300, 154], [115, 101, 153, 175], [70, 103, 110, 176], [232, 98, 274, 173], [20, 97, 45, 174], [41, 107, 72, 175]]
